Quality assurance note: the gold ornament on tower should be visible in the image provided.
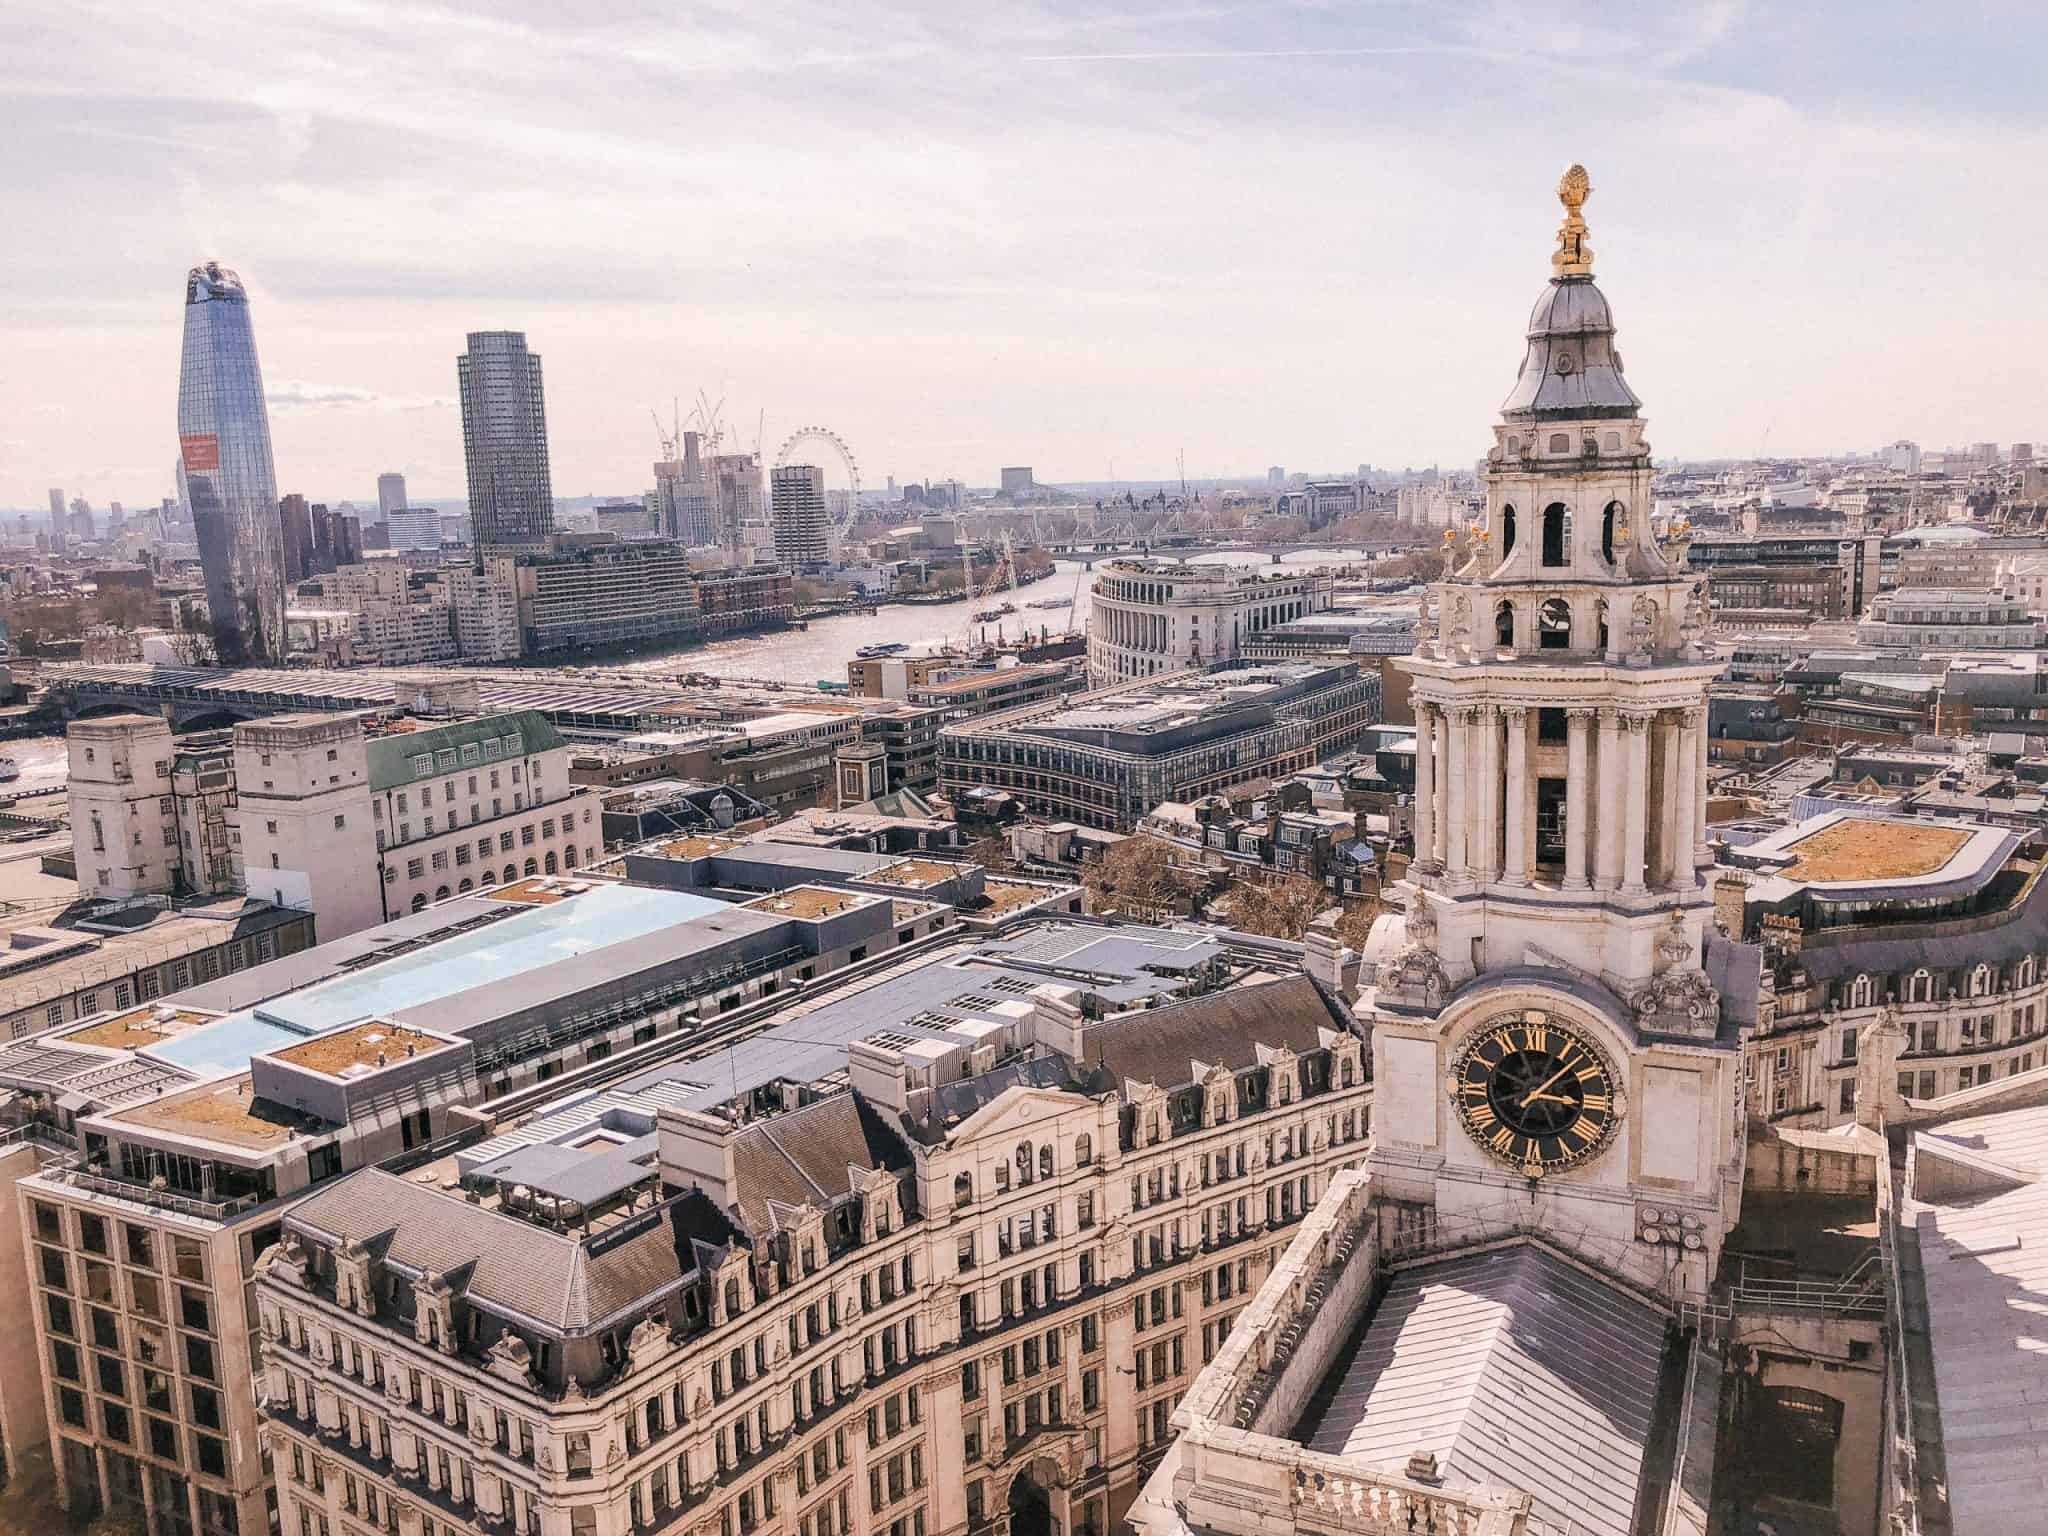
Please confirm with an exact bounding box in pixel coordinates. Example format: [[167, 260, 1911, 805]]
[[1553, 163, 1594, 276]]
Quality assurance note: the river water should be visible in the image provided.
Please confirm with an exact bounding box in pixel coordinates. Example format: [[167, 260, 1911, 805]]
[[615, 550, 1391, 686]]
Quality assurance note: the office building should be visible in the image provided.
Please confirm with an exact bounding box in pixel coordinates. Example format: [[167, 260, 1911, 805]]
[[178, 261, 287, 662], [48, 487, 65, 534], [278, 493, 314, 584], [376, 472, 408, 526], [242, 909, 1367, 1536], [1855, 586, 2045, 650], [1000, 466, 1034, 494], [507, 541, 703, 653], [1087, 561, 1331, 686], [235, 708, 601, 937], [385, 506, 443, 552], [67, 715, 242, 898], [458, 332, 555, 556], [940, 661, 1378, 831], [771, 464, 832, 569]]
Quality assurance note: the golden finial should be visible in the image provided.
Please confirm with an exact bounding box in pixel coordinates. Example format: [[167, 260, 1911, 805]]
[[1553, 163, 1594, 277]]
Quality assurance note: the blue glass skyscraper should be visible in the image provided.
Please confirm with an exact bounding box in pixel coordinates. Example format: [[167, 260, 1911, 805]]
[[178, 262, 285, 663]]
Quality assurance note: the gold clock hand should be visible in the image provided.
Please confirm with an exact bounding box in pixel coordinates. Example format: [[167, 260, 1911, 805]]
[[1517, 1060, 1576, 1108]]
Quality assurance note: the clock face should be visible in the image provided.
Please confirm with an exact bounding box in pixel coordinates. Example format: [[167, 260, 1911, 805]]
[[1450, 1011, 1618, 1177]]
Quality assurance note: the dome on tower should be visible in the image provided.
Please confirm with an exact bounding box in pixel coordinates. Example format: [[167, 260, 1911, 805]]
[[1499, 165, 1641, 423]]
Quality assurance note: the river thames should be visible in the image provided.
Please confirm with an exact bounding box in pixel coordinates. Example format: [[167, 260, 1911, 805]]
[[612, 550, 1390, 687]]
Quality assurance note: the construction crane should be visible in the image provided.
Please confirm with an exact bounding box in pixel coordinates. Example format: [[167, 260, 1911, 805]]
[[688, 392, 727, 457], [650, 399, 684, 463]]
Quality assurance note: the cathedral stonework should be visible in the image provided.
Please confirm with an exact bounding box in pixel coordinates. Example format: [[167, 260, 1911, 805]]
[[1364, 167, 1747, 1307]]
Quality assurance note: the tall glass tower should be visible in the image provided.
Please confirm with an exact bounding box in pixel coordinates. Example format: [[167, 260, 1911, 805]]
[[458, 331, 555, 558], [178, 262, 285, 663]]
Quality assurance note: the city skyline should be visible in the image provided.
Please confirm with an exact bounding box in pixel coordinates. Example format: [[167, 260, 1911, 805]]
[[7, 3, 2048, 509]]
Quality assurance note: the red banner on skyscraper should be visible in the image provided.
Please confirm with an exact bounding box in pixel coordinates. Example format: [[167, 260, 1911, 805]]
[[180, 433, 219, 472]]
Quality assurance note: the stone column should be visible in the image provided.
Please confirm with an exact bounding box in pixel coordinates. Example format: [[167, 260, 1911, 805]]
[[1658, 710, 1685, 888], [1621, 710, 1651, 894], [1443, 706, 1471, 879], [1564, 707, 1593, 890], [1694, 703, 1713, 863], [1502, 706, 1529, 885], [1671, 706, 1701, 890], [1413, 702, 1437, 870], [1595, 707, 1623, 891], [1473, 704, 1499, 881]]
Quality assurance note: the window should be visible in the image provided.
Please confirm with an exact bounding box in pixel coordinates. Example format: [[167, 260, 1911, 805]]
[[1541, 502, 1568, 566]]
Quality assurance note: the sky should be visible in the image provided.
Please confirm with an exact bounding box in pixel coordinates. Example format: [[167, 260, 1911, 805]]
[[5, 1, 2046, 512]]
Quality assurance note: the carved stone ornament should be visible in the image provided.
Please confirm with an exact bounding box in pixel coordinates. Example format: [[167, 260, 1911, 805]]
[[1383, 943, 1451, 1008], [1415, 588, 1438, 652], [1629, 594, 1656, 652], [1654, 910, 1693, 972], [1406, 896, 1437, 949], [1633, 968, 1719, 1035]]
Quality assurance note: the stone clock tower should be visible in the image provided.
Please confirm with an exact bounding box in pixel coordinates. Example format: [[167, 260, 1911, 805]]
[[1364, 167, 1748, 1307]]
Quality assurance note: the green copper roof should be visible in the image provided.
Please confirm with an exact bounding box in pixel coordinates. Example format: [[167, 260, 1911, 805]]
[[365, 709, 564, 791]]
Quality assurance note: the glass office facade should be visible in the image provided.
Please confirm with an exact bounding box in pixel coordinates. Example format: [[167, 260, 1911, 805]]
[[177, 263, 285, 662], [458, 331, 555, 556]]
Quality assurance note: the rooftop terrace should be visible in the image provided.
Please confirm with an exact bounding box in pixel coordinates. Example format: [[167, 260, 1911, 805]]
[[271, 1021, 448, 1077], [1781, 818, 1971, 882]]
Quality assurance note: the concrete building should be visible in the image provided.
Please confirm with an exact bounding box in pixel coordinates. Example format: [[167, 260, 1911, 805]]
[[1856, 586, 2045, 650], [67, 714, 185, 899], [278, 493, 314, 584], [939, 661, 1379, 831], [233, 708, 601, 937], [376, 473, 408, 527], [445, 562, 524, 662], [771, 464, 832, 570], [1087, 561, 1331, 686], [999, 467, 1034, 494], [509, 542, 703, 654], [459, 332, 555, 556], [0, 895, 313, 1041], [386, 507, 443, 552]]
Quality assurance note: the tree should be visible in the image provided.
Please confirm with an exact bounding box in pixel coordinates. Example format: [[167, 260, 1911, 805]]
[[1082, 835, 1194, 917], [167, 626, 220, 667], [1224, 873, 1328, 940], [1334, 893, 1384, 952], [962, 834, 1016, 875]]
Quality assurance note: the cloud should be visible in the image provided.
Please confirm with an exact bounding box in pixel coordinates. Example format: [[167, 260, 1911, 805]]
[[265, 380, 453, 413]]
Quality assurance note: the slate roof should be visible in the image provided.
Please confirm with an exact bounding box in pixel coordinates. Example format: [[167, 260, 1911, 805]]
[[727, 1093, 913, 1233], [1305, 1244, 1672, 1536], [1082, 974, 1348, 1088], [284, 1167, 732, 1334]]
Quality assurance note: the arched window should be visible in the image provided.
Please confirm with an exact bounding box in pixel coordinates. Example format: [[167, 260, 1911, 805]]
[[1548, 432, 1570, 453], [1602, 501, 1624, 564], [1505, 435, 1521, 456], [504, 865, 518, 884], [1971, 963, 1991, 997], [1074, 1134, 1093, 1168], [1850, 974, 1873, 1008], [1908, 968, 1933, 1004], [1015, 1142, 1033, 1185], [953, 1173, 972, 1207], [1499, 504, 1516, 559], [411, 894, 427, 913], [434, 885, 449, 902], [724, 1279, 741, 1318], [563, 845, 577, 868], [544, 852, 559, 875], [1038, 1145, 1053, 1179], [479, 871, 495, 887], [1541, 503, 1568, 566], [524, 857, 539, 877], [1539, 598, 1572, 650], [458, 878, 473, 893], [1495, 599, 1515, 649]]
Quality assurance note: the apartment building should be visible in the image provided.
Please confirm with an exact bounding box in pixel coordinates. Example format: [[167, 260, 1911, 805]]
[[509, 543, 702, 654], [252, 930, 1370, 1536]]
